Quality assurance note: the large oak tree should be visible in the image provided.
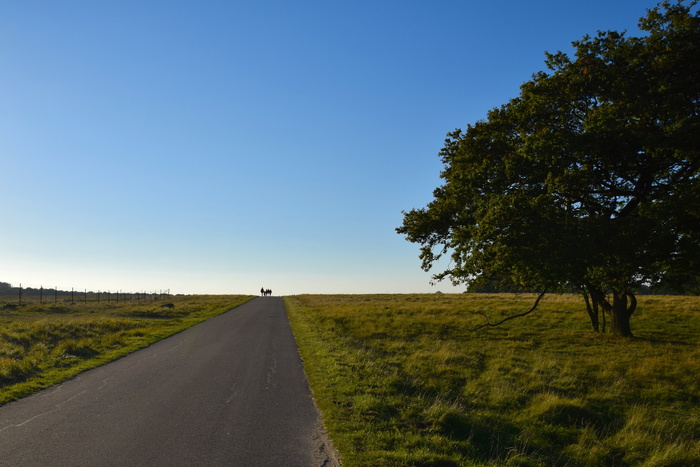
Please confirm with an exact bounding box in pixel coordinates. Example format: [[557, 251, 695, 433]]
[[397, 1, 699, 337]]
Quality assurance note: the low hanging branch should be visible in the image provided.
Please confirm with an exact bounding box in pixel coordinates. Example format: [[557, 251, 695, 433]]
[[470, 291, 547, 331]]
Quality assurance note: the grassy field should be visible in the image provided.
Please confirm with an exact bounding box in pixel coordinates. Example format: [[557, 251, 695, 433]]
[[0, 295, 253, 405], [285, 293, 700, 467]]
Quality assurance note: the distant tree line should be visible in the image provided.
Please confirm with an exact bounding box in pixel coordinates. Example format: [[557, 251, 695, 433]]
[[467, 280, 693, 295]]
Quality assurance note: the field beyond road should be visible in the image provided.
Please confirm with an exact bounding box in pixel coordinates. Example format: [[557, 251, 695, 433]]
[[285, 293, 700, 466]]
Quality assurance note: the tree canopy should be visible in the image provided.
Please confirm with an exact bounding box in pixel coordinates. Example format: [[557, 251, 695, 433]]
[[397, 1, 700, 337]]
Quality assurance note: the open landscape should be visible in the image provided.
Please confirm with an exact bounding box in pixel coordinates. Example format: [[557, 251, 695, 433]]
[[3, 1, 698, 465], [1, 292, 698, 465], [285, 293, 700, 466], [0, 295, 253, 405]]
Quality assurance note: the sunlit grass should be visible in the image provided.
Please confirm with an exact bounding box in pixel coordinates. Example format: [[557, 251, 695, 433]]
[[285, 293, 700, 466], [0, 295, 253, 405]]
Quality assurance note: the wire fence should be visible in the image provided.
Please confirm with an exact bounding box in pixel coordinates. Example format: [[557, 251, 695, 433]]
[[0, 282, 171, 305]]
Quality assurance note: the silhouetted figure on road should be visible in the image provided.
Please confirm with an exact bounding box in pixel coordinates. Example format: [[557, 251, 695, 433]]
[[260, 287, 265, 296]]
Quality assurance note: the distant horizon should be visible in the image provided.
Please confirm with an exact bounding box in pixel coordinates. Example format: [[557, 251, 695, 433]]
[[0, 279, 464, 297]]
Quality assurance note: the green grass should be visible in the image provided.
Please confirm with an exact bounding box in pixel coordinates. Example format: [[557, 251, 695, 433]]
[[285, 293, 700, 466], [0, 295, 253, 405]]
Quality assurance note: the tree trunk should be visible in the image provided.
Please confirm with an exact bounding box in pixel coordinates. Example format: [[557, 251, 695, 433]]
[[582, 289, 599, 332], [584, 285, 635, 337], [585, 284, 611, 332], [611, 291, 635, 338]]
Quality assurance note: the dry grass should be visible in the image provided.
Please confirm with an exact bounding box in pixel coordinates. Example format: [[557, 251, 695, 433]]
[[285, 293, 700, 466]]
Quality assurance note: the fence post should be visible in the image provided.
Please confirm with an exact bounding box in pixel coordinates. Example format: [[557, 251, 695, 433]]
[[19, 283, 22, 305], [71, 287, 74, 304]]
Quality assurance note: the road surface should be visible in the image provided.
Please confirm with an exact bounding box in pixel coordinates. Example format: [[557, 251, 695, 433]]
[[0, 297, 339, 466]]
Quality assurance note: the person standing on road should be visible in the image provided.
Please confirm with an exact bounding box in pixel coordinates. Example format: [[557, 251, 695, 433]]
[[260, 287, 265, 296]]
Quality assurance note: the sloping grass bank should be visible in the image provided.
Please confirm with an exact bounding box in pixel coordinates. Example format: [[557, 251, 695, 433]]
[[285, 294, 700, 466], [0, 295, 253, 405]]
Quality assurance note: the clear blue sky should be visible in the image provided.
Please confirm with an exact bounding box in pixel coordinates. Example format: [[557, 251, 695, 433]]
[[1, 0, 663, 295]]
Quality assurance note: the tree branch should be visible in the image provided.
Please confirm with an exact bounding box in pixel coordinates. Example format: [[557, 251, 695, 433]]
[[470, 291, 547, 331]]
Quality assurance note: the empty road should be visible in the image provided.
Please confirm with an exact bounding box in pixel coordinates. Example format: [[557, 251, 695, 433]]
[[0, 297, 338, 466]]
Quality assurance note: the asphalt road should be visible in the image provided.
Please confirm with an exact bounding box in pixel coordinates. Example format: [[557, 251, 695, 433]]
[[0, 297, 338, 466]]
